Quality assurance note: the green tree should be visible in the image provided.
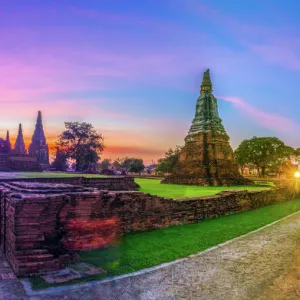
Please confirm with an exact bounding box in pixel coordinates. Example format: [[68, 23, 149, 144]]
[[156, 146, 182, 174], [57, 122, 104, 171], [121, 157, 145, 174], [112, 158, 123, 171], [99, 158, 111, 170], [234, 136, 294, 177], [51, 147, 67, 171]]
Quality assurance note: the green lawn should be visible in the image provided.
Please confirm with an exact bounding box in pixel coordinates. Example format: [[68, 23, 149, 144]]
[[135, 178, 268, 199], [30, 197, 300, 290]]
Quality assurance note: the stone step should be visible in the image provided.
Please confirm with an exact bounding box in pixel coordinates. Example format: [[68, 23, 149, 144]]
[[15, 249, 49, 256], [17, 253, 54, 263]]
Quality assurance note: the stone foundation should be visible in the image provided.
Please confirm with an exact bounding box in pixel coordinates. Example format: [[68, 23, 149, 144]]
[[163, 132, 252, 186], [0, 153, 41, 172], [0, 182, 118, 276]]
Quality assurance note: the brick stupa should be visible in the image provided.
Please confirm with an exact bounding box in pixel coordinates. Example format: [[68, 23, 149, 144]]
[[162, 69, 251, 186]]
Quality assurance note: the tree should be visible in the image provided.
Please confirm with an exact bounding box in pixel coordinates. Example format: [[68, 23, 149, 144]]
[[112, 158, 123, 171], [99, 159, 111, 170], [51, 147, 67, 171], [234, 136, 294, 177], [56, 122, 104, 171], [156, 146, 182, 174], [121, 157, 145, 174]]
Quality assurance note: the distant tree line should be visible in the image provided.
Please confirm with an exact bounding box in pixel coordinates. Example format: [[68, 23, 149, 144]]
[[51, 121, 298, 178], [155, 137, 300, 178], [51, 121, 146, 173], [98, 157, 145, 174]]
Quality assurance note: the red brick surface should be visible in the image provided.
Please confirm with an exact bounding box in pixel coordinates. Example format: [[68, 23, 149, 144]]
[[0, 179, 295, 277]]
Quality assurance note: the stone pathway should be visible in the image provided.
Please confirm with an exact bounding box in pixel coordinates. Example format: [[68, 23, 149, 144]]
[[0, 212, 299, 299], [19, 211, 300, 300], [0, 250, 28, 300]]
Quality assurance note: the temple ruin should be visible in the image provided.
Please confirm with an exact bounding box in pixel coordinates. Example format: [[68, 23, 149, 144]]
[[163, 69, 251, 186], [0, 111, 49, 171]]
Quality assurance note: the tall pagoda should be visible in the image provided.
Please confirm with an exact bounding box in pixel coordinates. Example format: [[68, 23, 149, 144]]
[[4, 131, 11, 153], [162, 69, 251, 186], [14, 124, 27, 154], [28, 111, 49, 165]]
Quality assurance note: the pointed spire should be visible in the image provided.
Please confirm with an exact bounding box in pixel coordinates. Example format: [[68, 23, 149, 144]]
[[14, 123, 26, 154], [28, 111, 49, 165], [200, 68, 212, 94], [3, 130, 11, 153], [37, 110, 42, 124]]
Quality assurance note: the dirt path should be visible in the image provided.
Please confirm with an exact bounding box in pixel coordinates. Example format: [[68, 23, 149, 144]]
[[22, 211, 300, 300]]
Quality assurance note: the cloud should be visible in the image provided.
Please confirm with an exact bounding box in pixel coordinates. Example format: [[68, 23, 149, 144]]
[[246, 41, 300, 70], [219, 95, 300, 133]]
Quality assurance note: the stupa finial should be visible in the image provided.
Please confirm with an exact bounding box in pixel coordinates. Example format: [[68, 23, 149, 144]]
[[200, 69, 212, 94]]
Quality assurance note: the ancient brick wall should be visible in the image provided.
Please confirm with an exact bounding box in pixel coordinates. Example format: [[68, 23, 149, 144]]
[[0, 154, 9, 171], [0, 182, 121, 276], [0, 154, 40, 171], [90, 187, 294, 233], [0, 176, 139, 191], [0, 180, 295, 277]]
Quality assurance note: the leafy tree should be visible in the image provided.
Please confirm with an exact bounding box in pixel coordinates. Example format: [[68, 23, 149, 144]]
[[121, 157, 145, 174], [112, 159, 123, 171], [156, 146, 182, 174], [99, 159, 111, 170], [51, 147, 67, 171], [56, 122, 104, 171], [291, 148, 300, 165], [234, 136, 294, 177]]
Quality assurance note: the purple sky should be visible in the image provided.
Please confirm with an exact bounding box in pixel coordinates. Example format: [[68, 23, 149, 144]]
[[1, 0, 300, 163]]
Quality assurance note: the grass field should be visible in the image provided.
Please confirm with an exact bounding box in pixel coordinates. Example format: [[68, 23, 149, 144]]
[[5, 172, 269, 198], [135, 178, 269, 199], [30, 197, 300, 290]]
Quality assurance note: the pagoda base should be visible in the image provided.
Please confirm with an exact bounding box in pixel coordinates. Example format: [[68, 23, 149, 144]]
[[162, 158, 253, 186], [162, 173, 252, 186]]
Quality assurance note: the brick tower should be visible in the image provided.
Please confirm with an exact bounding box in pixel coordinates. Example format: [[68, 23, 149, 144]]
[[14, 124, 27, 154], [162, 69, 251, 186], [28, 111, 49, 165]]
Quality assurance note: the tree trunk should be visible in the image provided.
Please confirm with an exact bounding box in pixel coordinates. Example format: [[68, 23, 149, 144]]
[[257, 166, 261, 177]]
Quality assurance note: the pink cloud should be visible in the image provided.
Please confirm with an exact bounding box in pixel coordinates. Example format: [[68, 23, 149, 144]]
[[246, 41, 300, 70], [219, 95, 300, 133]]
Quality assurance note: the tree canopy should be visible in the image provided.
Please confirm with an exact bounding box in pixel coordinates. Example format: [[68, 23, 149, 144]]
[[156, 146, 182, 174], [121, 157, 145, 173], [56, 122, 104, 171], [234, 136, 294, 176], [98, 158, 111, 170], [51, 147, 68, 171]]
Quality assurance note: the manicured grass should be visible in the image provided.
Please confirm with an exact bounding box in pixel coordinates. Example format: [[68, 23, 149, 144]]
[[14, 172, 107, 178], [135, 178, 268, 199], [30, 197, 300, 290]]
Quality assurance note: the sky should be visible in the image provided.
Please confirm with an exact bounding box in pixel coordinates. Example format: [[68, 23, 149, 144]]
[[1, 0, 300, 164]]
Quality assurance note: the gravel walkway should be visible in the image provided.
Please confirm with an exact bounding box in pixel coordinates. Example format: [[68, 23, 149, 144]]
[[20, 211, 300, 300]]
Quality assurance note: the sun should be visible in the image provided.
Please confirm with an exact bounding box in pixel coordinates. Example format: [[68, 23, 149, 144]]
[[294, 171, 300, 178]]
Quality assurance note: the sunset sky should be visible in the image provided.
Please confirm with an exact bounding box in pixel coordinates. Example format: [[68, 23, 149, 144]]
[[1, 0, 300, 164]]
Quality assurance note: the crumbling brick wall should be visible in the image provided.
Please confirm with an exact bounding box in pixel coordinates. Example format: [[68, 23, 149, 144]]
[[0, 180, 295, 277], [0, 176, 139, 191]]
